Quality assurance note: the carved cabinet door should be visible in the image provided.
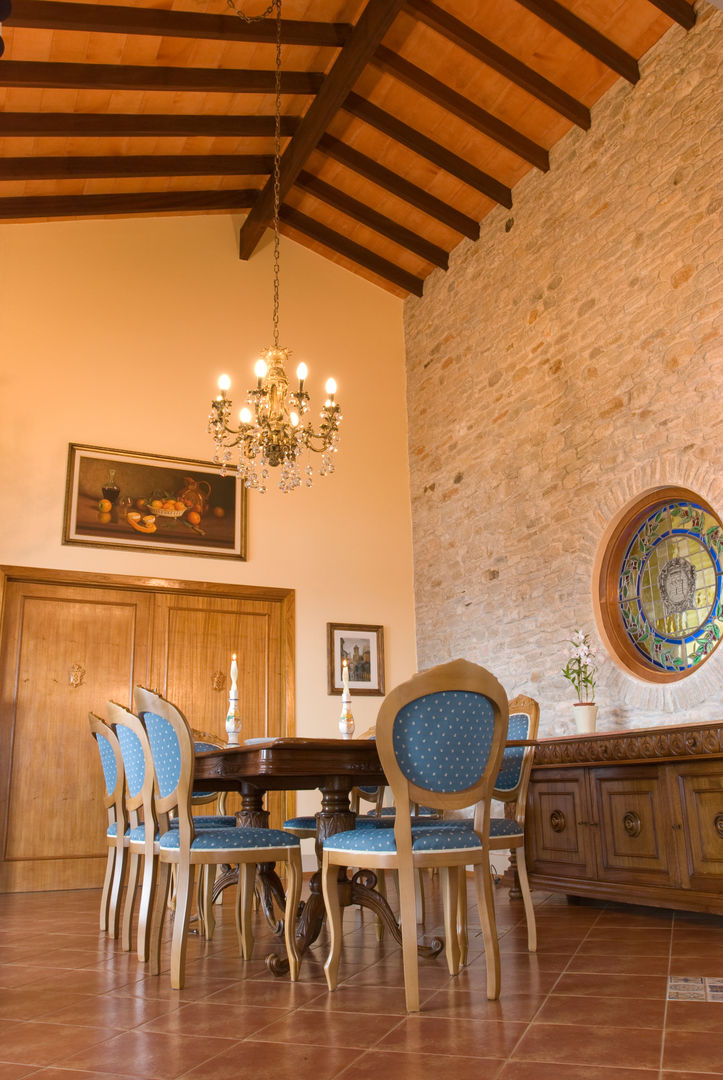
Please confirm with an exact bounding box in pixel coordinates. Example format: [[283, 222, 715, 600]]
[[525, 769, 597, 879], [674, 761, 723, 889], [589, 766, 679, 887]]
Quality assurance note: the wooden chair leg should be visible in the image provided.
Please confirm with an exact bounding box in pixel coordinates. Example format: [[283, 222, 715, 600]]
[[200, 864, 216, 940], [137, 849, 158, 963], [456, 865, 468, 966], [473, 860, 500, 1000], [122, 849, 141, 952], [149, 860, 171, 977], [170, 862, 195, 990], [108, 844, 127, 940], [236, 862, 256, 961], [284, 849, 302, 982], [321, 855, 344, 992], [100, 848, 115, 932], [397, 862, 421, 1012], [375, 869, 387, 941], [515, 843, 537, 952], [441, 866, 461, 976], [416, 868, 425, 924]]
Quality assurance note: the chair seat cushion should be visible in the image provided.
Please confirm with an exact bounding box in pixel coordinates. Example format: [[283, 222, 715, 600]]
[[365, 806, 439, 818], [323, 825, 483, 855], [170, 815, 237, 828], [410, 817, 524, 838], [159, 826, 300, 851], [283, 815, 381, 831]]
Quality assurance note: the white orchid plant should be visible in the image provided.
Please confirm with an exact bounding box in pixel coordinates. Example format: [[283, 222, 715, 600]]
[[562, 629, 598, 703]]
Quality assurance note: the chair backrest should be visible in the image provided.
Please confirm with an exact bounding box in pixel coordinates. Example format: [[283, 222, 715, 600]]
[[493, 693, 540, 824], [133, 686, 197, 850], [89, 712, 127, 836], [107, 701, 158, 841], [375, 658, 509, 846], [191, 728, 227, 813]]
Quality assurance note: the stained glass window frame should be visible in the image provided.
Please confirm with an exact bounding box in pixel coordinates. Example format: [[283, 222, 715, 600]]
[[595, 487, 723, 683]]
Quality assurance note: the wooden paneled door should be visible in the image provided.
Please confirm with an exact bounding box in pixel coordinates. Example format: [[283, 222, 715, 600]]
[[0, 567, 295, 893]]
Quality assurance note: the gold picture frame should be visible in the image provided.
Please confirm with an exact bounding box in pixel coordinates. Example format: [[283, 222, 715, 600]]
[[327, 622, 385, 696], [63, 443, 247, 560]]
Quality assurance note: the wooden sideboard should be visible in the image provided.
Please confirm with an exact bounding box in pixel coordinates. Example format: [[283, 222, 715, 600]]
[[525, 721, 723, 916]]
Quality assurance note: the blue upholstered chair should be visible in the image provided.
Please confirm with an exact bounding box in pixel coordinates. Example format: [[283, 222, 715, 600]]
[[321, 658, 509, 1012], [108, 702, 164, 963], [134, 686, 303, 990], [409, 694, 540, 959], [89, 713, 127, 938]]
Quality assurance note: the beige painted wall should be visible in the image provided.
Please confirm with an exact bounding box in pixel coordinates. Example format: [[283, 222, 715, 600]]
[[0, 213, 416, 817], [403, 8, 723, 737]]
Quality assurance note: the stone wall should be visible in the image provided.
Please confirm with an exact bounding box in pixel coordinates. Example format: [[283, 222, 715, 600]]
[[403, 4, 723, 737]]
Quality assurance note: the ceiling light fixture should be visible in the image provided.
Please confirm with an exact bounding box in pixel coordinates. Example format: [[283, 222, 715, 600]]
[[208, 0, 342, 493]]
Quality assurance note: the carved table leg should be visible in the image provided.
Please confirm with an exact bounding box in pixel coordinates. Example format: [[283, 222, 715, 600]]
[[504, 802, 522, 900], [211, 791, 287, 936]]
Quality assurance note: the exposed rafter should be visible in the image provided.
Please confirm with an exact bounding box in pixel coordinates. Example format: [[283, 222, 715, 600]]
[[5, 0, 352, 45], [372, 46, 549, 171], [404, 0, 590, 130], [238, 0, 408, 260], [0, 190, 258, 219], [343, 94, 513, 206], [280, 205, 424, 296], [0, 60, 323, 94], [513, 0, 640, 83], [294, 171, 449, 268], [646, 0, 696, 29]]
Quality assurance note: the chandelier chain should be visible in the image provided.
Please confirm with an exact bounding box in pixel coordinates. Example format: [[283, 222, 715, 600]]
[[272, 0, 281, 349]]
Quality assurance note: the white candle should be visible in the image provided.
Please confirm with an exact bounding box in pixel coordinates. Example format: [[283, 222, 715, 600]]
[[342, 658, 349, 689]]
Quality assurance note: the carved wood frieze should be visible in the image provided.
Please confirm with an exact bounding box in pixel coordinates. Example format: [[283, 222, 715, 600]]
[[533, 722, 723, 768]]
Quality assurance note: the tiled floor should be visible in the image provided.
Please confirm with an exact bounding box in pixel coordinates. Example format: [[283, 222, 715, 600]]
[[1, 877, 722, 1079]]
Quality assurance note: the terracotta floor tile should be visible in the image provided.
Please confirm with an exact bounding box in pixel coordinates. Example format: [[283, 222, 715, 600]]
[[0, 1019, 118, 1067], [0, 987, 93, 1022], [204, 980, 326, 1008], [44, 994, 179, 1030], [138, 1000, 288, 1038], [663, 1030, 723, 1074], [663, 1074, 723, 1079], [421, 989, 545, 1023], [554, 972, 669, 997], [301, 983, 431, 1014], [249, 1007, 402, 1048], [536, 993, 666, 1028], [58, 1028, 239, 1079], [180, 1040, 361, 1080], [376, 1015, 526, 1058], [566, 952, 670, 976], [338, 1049, 504, 1080], [0, 1064, 45, 1080], [666, 1000, 723, 1033], [512, 1022, 663, 1069], [498, 1064, 660, 1080]]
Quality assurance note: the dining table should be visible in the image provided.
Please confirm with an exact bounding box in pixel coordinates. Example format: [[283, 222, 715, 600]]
[[194, 734, 535, 975], [193, 735, 445, 974]]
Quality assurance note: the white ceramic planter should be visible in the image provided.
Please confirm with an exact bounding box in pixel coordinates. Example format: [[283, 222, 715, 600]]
[[573, 702, 598, 734]]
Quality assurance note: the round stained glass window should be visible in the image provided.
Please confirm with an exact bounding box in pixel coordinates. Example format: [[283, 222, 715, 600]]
[[595, 488, 723, 682]]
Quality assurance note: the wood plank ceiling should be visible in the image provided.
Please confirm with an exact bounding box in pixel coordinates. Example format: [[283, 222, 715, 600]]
[[0, 0, 697, 297]]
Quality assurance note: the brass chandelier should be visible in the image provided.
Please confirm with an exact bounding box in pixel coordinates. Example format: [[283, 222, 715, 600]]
[[208, 0, 342, 494]]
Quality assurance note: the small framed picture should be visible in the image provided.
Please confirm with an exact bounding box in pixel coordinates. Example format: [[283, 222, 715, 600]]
[[63, 443, 247, 559], [327, 623, 385, 696]]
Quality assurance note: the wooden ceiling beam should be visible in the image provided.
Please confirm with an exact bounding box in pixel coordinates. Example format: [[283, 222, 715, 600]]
[[0, 190, 258, 220], [404, 0, 590, 130], [318, 134, 480, 239], [645, 0, 695, 29], [5, 0, 352, 46], [2, 155, 273, 180], [514, 0, 640, 84], [0, 113, 301, 138], [0, 60, 323, 94], [238, 0, 407, 261], [295, 171, 448, 269], [344, 94, 513, 206], [279, 205, 425, 296], [373, 45, 549, 171]]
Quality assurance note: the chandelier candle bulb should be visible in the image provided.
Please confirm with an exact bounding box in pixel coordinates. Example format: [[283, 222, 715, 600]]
[[218, 374, 231, 392], [296, 363, 308, 391]]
